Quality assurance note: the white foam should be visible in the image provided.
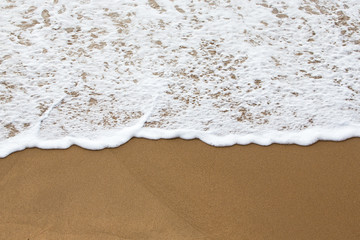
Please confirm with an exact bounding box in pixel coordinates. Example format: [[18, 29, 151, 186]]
[[1, 0, 360, 158]]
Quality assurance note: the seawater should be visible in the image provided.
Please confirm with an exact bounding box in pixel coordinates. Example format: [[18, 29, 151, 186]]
[[1, 0, 360, 157]]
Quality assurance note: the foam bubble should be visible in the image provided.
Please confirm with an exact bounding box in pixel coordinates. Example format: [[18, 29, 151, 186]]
[[1, 0, 359, 157]]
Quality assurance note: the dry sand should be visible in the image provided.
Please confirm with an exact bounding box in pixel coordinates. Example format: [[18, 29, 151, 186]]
[[1, 138, 360, 240]]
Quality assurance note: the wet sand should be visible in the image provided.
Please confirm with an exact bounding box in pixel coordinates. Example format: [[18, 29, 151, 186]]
[[1, 138, 360, 240]]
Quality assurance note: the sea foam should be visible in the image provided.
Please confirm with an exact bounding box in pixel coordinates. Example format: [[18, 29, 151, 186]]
[[1, 0, 360, 157]]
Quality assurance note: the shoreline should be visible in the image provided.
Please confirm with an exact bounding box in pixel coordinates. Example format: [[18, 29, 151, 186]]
[[1, 138, 360, 239], [2, 127, 360, 158]]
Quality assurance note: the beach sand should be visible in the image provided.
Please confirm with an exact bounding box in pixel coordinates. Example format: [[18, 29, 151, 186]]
[[1, 138, 360, 240]]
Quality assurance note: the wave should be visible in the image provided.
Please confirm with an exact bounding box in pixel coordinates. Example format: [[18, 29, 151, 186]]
[[1, 0, 359, 157]]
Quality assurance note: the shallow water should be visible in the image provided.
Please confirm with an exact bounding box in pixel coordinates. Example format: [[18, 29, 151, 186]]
[[1, 0, 360, 157]]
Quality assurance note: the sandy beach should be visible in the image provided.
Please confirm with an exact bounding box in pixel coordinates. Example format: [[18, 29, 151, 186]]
[[1, 138, 359, 239], [1, 1, 360, 239]]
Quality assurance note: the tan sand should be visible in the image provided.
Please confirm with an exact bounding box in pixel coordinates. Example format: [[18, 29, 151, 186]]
[[1, 138, 360, 240]]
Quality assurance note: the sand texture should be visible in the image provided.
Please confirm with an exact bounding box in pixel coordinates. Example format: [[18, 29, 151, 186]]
[[1, 138, 360, 240]]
